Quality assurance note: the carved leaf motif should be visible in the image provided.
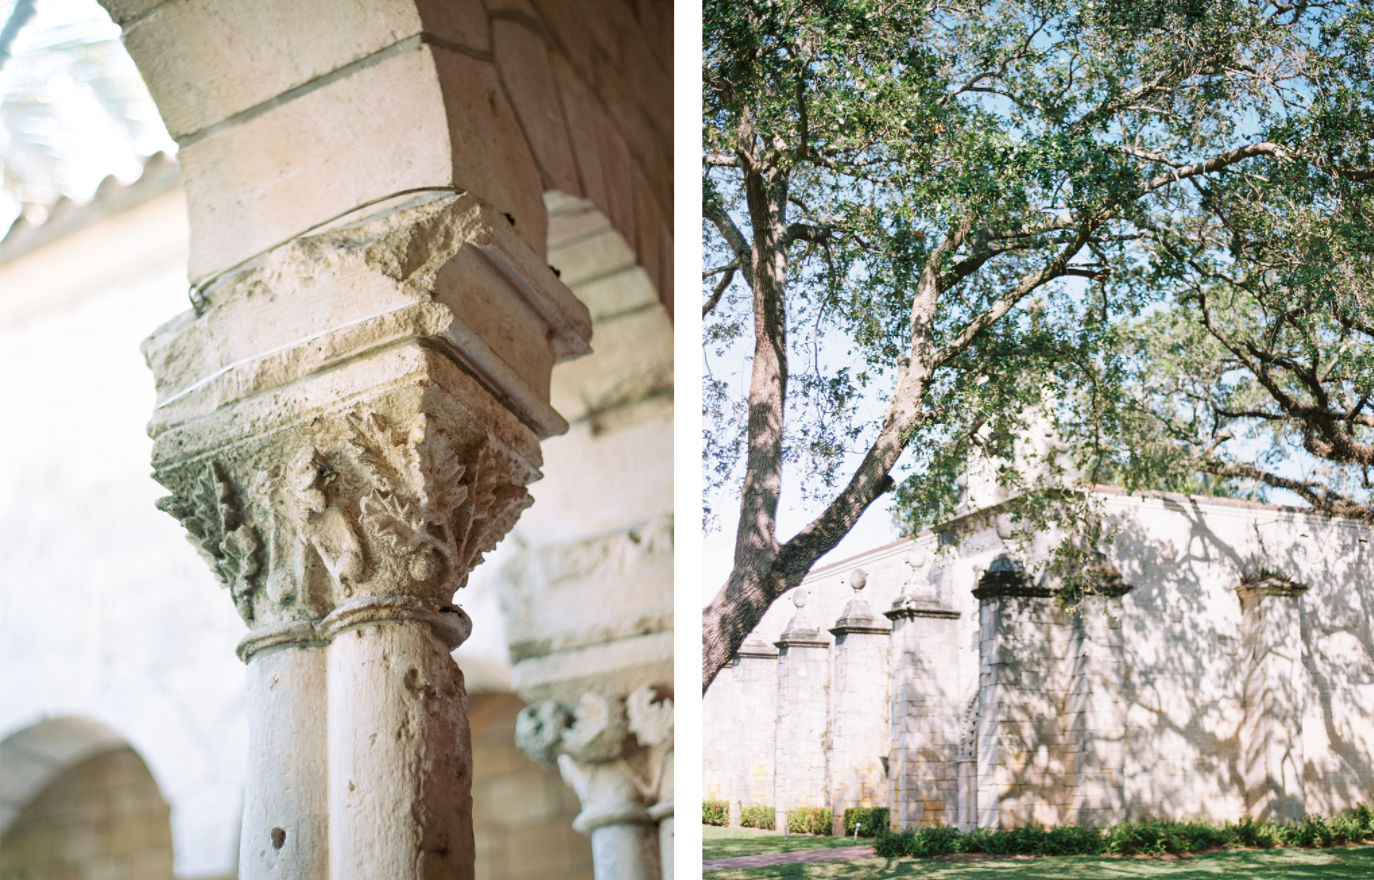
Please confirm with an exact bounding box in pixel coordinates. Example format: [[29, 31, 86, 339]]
[[346, 411, 418, 491], [453, 444, 531, 576], [155, 461, 263, 624], [360, 490, 433, 554]]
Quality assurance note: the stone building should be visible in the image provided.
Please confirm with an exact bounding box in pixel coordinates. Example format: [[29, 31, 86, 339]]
[[1, 1, 673, 879], [704, 487, 1374, 834]]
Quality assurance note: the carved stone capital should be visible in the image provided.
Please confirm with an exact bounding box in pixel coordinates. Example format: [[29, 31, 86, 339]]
[[515, 685, 673, 833], [155, 402, 537, 632], [148, 193, 591, 641]]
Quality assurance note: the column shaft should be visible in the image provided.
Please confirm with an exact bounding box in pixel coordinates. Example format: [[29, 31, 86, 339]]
[[240, 638, 328, 878], [327, 614, 473, 879]]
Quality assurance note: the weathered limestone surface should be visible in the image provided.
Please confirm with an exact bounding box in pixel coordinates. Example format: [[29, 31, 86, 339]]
[[974, 559, 1070, 829], [1240, 578, 1308, 823], [147, 192, 590, 878], [827, 571, 891, 835], [772, 592, 831, 830], [705, 488, 1374, 833], [887, 572, 961, 831], [1067, 593, 1128, 827], [99, 0, 674, 308], [730, 640, 780, 817], [495, 193, 674, 877]]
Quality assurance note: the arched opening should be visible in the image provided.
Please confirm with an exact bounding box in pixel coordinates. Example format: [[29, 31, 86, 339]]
[[0, 718, 174, 880]]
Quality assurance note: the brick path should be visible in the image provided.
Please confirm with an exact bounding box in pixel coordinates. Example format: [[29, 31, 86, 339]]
[[703, 845, 878, 870]]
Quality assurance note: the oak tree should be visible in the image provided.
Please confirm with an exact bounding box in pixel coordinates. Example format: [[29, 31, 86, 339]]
[[702, 0, 1373, 690]]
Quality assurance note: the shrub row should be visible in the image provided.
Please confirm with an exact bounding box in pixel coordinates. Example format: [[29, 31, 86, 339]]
[[740, 805, 776, 830], [702, 800, 728, 827], [844, 807, 889, 838], [874, 804, 1374, 859], [787, 806, 833, 835]]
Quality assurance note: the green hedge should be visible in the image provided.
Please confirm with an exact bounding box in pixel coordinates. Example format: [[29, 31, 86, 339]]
[[844, 807, 889, 837], [740, 805, 776, 830], [702, 800, 729, 827], [874, 804, 1374, 859], [787, 806, 833, 836]]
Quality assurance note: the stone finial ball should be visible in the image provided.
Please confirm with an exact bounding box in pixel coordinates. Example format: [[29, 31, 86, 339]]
[[907, 544, 928, 569], [850, 568, 868, 592], [791, 589, 808, 609]]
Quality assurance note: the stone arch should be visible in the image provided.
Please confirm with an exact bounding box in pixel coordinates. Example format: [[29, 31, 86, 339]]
[[0, 701, 244, 878], [0, 718, 177, 880], [96, 0, 672, 310], [0, 717, 131, 839]]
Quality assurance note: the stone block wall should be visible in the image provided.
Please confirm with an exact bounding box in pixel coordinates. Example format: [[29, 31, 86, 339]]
[[773, 630, 831, 830], [701, 662, 737, 807], [1066, 596, 1127, 826], [703, 492, 1374, 837], [729, 644, 780, 813], [0, 748, 175, 880], [1239, 583, 1307, 823], [887, 603, 962, 830], [470, 693, 594, 880], [976, 593, 1072, 828], [827, 610, 891, 835]]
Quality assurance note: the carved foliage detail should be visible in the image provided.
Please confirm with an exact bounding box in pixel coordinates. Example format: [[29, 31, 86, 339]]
[[347, 411, 531, 590], [156, 462, 263, 623]]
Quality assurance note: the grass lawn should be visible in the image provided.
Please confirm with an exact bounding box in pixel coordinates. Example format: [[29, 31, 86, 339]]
[[701, 833, 1374, 879], [704, 826, 869, 859]]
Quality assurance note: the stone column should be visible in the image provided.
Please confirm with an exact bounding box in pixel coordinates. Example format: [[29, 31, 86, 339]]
[[1066, 567, 1131, 827], [827, 570, 891, 836], [973, 554, 1066, 829], [1239, 575, 1309, 823], [886, 586, 961, 830], [729, 638, 779, 823], [149, 194, 591, 879], [773, 589, 831, 833], [515, 686, 670, 880]]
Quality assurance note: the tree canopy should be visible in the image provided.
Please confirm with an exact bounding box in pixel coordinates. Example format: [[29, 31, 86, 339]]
[[702, 0, 1374, 691]]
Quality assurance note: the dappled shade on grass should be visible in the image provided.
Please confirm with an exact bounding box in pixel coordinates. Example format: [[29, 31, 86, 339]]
[[704, 844, 1374, 880]]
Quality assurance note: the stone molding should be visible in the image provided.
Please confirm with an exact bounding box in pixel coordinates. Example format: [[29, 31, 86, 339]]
[[828, 619, 892, 636], [972, 555, 1051, 599], [886, 594, 961, 621], [775, 629, 831, 649], [1237, 575, 1310, 600], [232, 595, 474, 662], [972, 553, 1134, 600], [734, 638, 780, 660]]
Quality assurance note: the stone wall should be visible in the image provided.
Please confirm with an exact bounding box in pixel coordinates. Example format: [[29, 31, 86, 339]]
[[703, 489, 1374, 834], [772, 621, 830, 827], [887, 601, 961, 830], [728, 644, 779, 816], [0, 748, 177, 880], [470, 694, 593, 880], [826, 596, 890, 834]]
